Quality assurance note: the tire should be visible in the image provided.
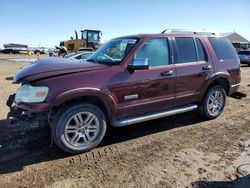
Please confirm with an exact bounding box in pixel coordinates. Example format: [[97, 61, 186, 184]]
[[52, 103, 107, 154], [199, 85, 226, 119]]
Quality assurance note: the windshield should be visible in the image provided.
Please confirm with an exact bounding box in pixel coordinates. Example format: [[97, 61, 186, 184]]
[[87, 38, 138, 65], [87, 31, 100, 42], [82, 31, 100, 42]]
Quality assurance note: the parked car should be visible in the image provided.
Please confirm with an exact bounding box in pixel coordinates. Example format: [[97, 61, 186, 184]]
[[238, 50, 250, 66], [0, 48, 15, 54], [33, 49, 46, 54], [64, 51, 93, 60], [7, 30, 241, 154]]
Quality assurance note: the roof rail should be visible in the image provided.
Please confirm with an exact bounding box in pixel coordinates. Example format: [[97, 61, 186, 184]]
[[161, 29, 220, 36]]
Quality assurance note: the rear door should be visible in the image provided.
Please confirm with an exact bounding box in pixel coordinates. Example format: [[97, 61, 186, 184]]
[[173, 37, 213, 106]]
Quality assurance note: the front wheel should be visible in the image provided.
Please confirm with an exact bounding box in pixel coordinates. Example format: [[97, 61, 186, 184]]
[[199, 85, 226, 119], [52, 103, 107, 154]]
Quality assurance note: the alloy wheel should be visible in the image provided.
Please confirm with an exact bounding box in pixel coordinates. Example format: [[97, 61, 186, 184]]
[[207, 90, 224, 116], [64, 112, 100, 148]]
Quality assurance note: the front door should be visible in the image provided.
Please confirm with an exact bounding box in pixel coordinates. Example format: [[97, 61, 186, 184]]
[[111, 38, 176, 119]]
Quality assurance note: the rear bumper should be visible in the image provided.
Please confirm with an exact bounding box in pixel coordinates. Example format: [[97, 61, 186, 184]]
[[240, 60, 250, 64]]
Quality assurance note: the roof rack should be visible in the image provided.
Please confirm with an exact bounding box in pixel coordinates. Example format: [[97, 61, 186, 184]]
[[161, 29, 220, 36]]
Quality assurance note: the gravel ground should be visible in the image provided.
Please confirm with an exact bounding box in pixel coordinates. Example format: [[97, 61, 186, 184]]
[[0, 54, 249, 188]]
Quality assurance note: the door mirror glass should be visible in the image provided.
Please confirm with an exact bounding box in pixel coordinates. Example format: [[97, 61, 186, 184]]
[[128, 58, 149, 71]]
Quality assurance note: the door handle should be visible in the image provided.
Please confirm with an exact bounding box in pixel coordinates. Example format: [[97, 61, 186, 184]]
[[161, 70, 173, 77], [202, 65, 211, 71]]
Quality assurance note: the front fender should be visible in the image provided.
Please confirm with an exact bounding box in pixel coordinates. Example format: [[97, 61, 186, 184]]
[[52, 87, 117, 119]]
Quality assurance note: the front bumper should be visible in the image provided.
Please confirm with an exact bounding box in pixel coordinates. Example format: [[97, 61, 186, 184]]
[[6, 94, 50, 125]]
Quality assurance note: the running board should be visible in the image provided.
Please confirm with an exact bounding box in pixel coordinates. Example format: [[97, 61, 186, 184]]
[[113, 104, 198, 127]]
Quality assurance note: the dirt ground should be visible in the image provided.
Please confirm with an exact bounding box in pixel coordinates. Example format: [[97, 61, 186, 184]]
[[0, 54, 249, 188]]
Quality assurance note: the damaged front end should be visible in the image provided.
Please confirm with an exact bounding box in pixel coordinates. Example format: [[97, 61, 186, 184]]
[[6, 93, 50, 127]]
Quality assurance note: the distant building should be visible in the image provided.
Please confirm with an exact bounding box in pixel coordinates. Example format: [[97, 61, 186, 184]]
[[221, 32, 250, 50], [3, 43, 28, 49]]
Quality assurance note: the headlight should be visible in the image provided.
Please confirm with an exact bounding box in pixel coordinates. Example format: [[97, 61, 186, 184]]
[[15, 85, 49, 103]]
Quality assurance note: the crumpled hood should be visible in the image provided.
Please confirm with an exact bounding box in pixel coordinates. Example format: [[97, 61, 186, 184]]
[[14, 58, 109, 83]]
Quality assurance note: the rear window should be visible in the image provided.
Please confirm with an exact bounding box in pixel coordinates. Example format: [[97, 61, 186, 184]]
[[175, 37, 197, 63], [238, 51, 250, 55], [208, 37, 238, 60]]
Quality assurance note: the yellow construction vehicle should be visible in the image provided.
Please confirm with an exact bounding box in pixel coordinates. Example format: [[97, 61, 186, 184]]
[[59, 29, 102, 53]]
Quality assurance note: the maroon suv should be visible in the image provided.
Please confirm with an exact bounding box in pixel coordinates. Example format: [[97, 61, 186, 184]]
[[7, 30, 241, 153]]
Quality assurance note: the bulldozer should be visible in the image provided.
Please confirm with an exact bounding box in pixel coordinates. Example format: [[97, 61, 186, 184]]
[[59, 29, 102, 53]]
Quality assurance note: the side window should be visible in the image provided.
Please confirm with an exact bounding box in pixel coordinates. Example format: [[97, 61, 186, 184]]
[[175, 37, 197, 63], [135, 38, 169, 67], [195, 38, 207, 61], [208, 37, 239, 60]]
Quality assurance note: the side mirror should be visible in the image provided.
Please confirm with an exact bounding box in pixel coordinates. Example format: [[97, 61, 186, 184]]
[[128, 58, 149, 72]]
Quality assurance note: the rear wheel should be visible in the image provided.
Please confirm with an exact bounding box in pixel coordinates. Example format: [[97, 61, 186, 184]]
[[52, 103, 107, 154], [199, 85, 226, 119]]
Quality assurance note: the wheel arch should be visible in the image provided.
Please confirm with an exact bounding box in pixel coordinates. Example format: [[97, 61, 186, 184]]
[[200, 73, 231, 101], [50, 88, 117, 123]]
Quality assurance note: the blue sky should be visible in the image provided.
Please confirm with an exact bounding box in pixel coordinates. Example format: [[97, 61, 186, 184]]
[[0, 0, 249, 48]]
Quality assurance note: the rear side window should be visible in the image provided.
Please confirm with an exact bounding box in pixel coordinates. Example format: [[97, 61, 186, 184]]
[[195, 38, 207, 61], [208, 37, 238, 60], [175, 37, 197, 63]]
